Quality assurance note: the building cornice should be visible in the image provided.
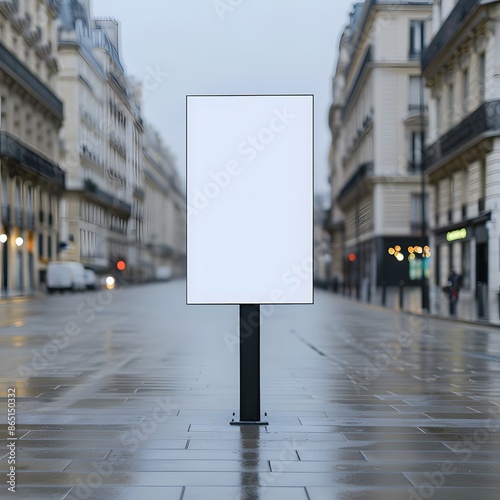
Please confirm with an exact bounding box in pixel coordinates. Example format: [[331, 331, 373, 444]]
[[337, 162, 374, 207], [434, 212, 491, 236], [82, 178, 131, 218], [0, 41, 63, 121], [424, 100, 500, 175], [422, 0, 494, 77], [58, 39, 107, 80], [345, 0, 432, 84], [0, 132, 65, 187]]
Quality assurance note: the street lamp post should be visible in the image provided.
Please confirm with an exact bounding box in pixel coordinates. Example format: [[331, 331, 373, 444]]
[[420, 46, 430, 312]]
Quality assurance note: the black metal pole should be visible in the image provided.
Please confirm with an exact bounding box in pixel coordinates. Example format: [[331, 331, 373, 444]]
[[355, 178, 361, 301], [420, 48, 430, 312], [238, 304, 261, 422], [2, 230, 8, 293]]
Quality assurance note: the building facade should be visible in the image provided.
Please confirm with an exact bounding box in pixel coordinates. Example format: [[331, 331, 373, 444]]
[[57, 0, 137, 276], [57, 0, 185, 283], [423, 0, 500, 321], [143, 124, 186, 279], [0, 0, 64, 296], [314, 192, 332, 289], [327, 0, 433, 308]]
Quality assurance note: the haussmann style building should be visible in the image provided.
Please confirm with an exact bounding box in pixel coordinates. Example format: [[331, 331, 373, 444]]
[[423, 0, 500, 321], [0, 0, 65, 296], [327, 0, 433, 310], [57, 0, 185, 282]]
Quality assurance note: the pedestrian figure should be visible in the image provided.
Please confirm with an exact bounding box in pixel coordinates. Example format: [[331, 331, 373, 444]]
[[444, 269, 461, 316]]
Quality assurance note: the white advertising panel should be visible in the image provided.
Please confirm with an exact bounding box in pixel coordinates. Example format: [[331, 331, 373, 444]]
[[186, 95, 313, 304]]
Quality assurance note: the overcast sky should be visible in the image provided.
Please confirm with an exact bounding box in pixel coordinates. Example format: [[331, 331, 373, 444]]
[[92, 0, 357, 197]]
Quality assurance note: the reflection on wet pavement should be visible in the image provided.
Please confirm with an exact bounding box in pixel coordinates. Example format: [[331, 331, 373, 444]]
[[1, 281, 500, 498]]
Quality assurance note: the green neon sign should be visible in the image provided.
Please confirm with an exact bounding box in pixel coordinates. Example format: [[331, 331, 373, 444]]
[[446, 228, 467, 242]]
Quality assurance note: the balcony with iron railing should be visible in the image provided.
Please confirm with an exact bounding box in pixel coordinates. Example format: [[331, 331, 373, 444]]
[[83, 178, 131, 218], [15, 207, 23, 229], [424, 101, 500, 172], [26, 211, 35, 229], [410, 221, 425, 233], [478, 198, 485, 214], [422, 0, 480, 71], [337, 162, 374, 204], [343, 46, 372, 118], [0, 0, 19, 16], [0, 132, 65, 186], [0, 42, 62, 120], [1, 203, 10, 226], [408, 160, 422, 173], [408, 103, 427, 113], [109, 224, 127, 235], [47, 0, 58, 14], [133, 186, 145, 199]]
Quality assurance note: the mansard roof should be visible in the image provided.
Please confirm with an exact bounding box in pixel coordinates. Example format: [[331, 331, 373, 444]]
[[59, 0, 90, 32]]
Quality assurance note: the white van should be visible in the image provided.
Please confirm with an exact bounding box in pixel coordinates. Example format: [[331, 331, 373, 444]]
[[155, 266, 172, 281], [83, 268, 98, 290], [46, 261, 86, 293]]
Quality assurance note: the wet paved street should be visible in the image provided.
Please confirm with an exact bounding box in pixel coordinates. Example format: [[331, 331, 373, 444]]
[[2, 281, 500, 499]]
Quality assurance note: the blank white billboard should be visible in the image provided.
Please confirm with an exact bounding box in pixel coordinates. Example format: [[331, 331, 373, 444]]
[[186, 95, 313, 305]]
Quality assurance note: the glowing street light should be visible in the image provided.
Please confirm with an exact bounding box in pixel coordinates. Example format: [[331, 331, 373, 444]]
[[0, 234, 7, 244], [15, 237, 23, 247]]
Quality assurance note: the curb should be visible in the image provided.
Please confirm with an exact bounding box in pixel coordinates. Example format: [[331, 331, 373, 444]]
[[324, 290, 500, 330]]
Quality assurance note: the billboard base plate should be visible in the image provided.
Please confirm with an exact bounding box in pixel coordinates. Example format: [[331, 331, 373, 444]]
[[230, 420, 269, 426]]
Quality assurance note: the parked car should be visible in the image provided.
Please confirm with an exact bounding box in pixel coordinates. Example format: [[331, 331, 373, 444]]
[[155, 266, 172, 281], [46, 261, 86, 293], [83, 269, 99, 290]]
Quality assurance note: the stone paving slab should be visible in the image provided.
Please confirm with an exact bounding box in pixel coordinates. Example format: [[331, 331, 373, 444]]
[[306, 487, 500, 500], [1, 282, 500, 499], [0, 487, 73, 500], [64, 486, 183, 500], [8, 470, 413, 487], [183, 486, 308, 500]]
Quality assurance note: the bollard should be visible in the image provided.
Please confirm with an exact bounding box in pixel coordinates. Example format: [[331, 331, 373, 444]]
[[399, 280, 404, 310], [422, 278, 430, 312], [477, 282, 487, 319]]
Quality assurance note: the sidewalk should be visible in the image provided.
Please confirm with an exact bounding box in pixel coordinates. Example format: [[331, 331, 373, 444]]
[[338, 285, 500, 327], [1, 282, 500, 499]]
